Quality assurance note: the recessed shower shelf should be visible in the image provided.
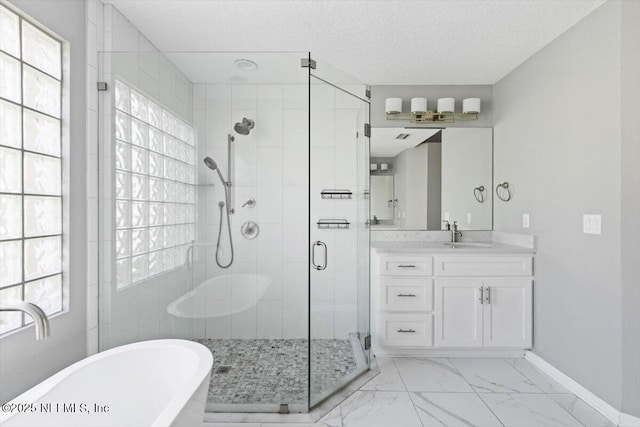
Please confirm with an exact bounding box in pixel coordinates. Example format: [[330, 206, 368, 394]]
[[317, 219, 350, 229], [321, 189, 352, 199]]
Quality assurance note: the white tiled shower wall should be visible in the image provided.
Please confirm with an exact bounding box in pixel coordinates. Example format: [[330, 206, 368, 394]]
[[309, 83, 369, 340], [86, 0, 194, 353], [192, 83, 311, 339], [192, 82, 366, 340]]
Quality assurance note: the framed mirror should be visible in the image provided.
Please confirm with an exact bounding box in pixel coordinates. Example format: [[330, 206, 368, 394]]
[[370, 127, 493, 230]]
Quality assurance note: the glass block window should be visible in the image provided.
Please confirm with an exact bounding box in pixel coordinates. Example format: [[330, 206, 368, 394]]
[[113, 80, 195, 289], [0, 5, 63, 335]]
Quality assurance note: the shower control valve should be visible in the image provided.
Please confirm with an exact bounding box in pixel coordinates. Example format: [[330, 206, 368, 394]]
[[242, 198, 256, 208]]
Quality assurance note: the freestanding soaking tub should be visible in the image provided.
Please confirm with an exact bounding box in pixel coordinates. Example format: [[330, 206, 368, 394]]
[[0, 340, 213, 427]]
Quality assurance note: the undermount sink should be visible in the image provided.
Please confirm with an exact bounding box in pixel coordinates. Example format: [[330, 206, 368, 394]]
[[442, 242, 493, 249]]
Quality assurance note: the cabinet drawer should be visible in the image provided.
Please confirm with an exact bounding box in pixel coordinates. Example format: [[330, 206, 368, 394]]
[[380, 256, 433, 276], [381, 278, 433, 312], [378, 313, 433, 347], [434, 256, 532, 276]]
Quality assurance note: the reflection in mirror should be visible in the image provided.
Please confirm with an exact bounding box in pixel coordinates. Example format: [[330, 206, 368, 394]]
[[370, 175, 394, 221], [441, 128, 493, 230], [370, 127, 493, 230]]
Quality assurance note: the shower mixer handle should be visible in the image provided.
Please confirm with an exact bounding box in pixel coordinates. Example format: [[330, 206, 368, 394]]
[[242, 198, 256, 208]]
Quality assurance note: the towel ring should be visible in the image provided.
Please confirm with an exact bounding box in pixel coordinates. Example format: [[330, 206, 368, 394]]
[[473, 186, 486, 203], [496, 182, 512, 202]]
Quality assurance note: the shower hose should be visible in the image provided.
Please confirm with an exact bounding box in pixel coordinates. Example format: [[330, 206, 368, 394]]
[[216, 187, 234, 269]]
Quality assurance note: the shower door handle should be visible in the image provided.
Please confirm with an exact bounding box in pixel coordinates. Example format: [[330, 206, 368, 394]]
[[312, 241, 327, 271]]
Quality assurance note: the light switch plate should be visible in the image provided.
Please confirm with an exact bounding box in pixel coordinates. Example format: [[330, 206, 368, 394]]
[[467, 213, 472, 223], [522, 214, 530, 228], [444, 212, 450, 221], [583, 214, 602, 234]]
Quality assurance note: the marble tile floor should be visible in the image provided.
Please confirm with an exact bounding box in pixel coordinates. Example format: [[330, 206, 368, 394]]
[[204, 356, 615, 427]]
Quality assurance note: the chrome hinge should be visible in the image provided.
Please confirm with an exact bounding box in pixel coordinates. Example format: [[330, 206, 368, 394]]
[[364, 123, 371, 137], [364, 334, 371, 350], [97, 82, 108, 91], [365, 86, 371, 99], [300, 58, 317, 69]]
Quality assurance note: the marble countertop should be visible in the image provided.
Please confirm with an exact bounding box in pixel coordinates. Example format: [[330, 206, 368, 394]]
[[371, 240, 536, 254]]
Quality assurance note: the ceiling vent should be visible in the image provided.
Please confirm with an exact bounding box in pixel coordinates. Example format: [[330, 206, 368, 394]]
[[395, 133, 410, 140]]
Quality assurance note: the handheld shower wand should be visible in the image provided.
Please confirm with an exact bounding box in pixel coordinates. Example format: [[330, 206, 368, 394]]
[[203, 156, 234, 268]]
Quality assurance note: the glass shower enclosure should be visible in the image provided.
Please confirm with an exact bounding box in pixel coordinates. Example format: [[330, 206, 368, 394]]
[[97, 51, 370, 413]]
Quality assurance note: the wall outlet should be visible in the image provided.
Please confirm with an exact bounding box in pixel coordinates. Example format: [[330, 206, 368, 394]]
[[522, 213, 530, 228], [583, 214, 602, 234], [444, 212, 450, 221], [467, 213, 472, 223]]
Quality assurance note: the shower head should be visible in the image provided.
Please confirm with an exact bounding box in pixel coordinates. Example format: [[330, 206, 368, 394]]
[[234, 118, 255, 135], [204, 156, 218, 171], [203, 156, 227, 184]]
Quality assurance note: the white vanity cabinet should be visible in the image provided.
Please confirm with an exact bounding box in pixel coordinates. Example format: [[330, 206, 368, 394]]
[[372, 249, 534, 355]]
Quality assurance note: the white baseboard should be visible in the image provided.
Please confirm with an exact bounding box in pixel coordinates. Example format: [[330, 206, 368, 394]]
[[373, 347, 525, 358], [525, 351, 639, 427], [619, 412, 640, 427]]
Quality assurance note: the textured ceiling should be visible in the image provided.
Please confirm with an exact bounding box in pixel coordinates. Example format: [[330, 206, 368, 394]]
[[104, 0, 605, 85]]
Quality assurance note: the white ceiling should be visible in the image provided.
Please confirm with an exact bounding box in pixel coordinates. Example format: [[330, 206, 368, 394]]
[[370, 128, 439, 157], [104, 0, 605, 85]]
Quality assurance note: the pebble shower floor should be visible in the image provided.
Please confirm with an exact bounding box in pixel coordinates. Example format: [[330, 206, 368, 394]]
[[195, 339, 358, 406]]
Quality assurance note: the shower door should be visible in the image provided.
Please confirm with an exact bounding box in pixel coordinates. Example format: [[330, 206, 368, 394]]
[[309, 64, 371, 407]]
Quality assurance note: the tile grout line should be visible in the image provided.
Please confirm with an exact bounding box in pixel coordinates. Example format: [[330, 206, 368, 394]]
[[505, 359, 589, 426], [392, 357, 425, 427], [447, 357, 507, 427]]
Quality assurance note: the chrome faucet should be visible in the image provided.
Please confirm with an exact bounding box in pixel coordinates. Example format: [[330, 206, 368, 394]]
[[451, 221, 462, 243], [371, 215, 379, 225], [0, 302, 50, 340]]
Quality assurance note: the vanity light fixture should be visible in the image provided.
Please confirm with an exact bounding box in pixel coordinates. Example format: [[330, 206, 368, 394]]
[[385, 96, 481, 123]]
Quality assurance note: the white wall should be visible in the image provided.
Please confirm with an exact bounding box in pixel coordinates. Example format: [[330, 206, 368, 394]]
[[1, 0, 87, 403], [493, 0, 630, 412]]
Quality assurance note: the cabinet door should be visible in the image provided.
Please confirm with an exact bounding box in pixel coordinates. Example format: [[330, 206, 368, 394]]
[[434, 279, 483, 347], [483, 279, 532, 348]]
